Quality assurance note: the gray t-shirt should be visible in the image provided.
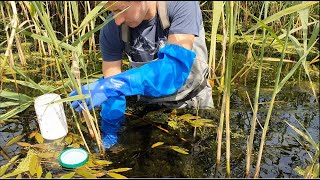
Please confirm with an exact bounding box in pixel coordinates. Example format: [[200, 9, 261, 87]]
[[99, 1, 203, 62]]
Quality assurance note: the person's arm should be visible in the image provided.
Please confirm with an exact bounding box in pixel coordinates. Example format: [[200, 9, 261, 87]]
[[102, 60, 122, 78], [167, 34, 194, 50]]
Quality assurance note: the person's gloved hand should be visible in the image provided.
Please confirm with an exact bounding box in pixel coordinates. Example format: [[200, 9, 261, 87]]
[[69, 76, 108, 111], [100, 95, 126, 149], [69, 44, 196, 111]]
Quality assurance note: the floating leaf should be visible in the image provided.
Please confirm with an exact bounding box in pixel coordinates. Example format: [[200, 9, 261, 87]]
[[60, 172, 75, 179], [75, 167, 96, 178], [84, 158, 96, 167], [106, 172, 127, 179], [29, 154, 39, 176], [294, 166, 305, 176], [94, 172, 106, 178], [68, 143, 80, 148], [5, 134, 25, 147], [17, 142, 32, 147], [45, 172, 52, 179], [36, 164, 42, 179], [16, 173, 22, 178], [38, 153, 54, 159], [151, 142, 164, 148], [35, 133, 44, 144], [93, 159, 112, 166], [1, 170, 24, 179], [29, 131, 38, 138], [190, 119, 215, 127], [177, 114, 198, 121], [64, 136, 73, 145], [0, 164, 10, 177], [169, 146, 189, 155], [32, 144, 51, 149], [107, 168, 132, 173], [168, 121, 179, 130], [1, 151, 35, 178], [313, 163, 319, 178]]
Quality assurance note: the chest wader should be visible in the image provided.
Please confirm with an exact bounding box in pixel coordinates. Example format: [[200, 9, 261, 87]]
[[121, 1, 213, 109]]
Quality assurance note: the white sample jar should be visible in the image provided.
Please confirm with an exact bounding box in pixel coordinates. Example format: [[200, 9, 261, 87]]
[[34, 93, 68, 140]]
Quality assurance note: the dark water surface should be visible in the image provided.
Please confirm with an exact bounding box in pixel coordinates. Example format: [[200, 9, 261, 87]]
[[1, 82, 318, 178]]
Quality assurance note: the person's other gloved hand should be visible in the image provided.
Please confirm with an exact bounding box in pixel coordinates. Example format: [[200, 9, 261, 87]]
[[69, 44, 196, 111], [100, 95, 126, 149]]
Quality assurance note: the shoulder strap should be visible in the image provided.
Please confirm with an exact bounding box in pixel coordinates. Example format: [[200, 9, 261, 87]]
[[121, 24, 130, 43], [157, 1, 170, 30]]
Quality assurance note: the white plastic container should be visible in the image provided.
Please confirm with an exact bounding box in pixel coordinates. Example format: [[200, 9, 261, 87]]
[[34, 93, 68, 140]]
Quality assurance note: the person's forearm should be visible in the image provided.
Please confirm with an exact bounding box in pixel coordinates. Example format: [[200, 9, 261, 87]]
[[102, 60, 122, 78]]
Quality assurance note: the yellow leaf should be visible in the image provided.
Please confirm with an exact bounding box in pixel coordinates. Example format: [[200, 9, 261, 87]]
[[5, 134, 25, 147], [1, 170, 24, 179], [37, 164, 42, 178], [0, 155, 21, 176], [168, 121, 179, 130], [68, 143, 80, 148], [38, 153, 54, 159], [106, 172, 127, 179], [84, 158, 96, 167], [75, 167, 96, 178], [93, 159, 113, 166], [94, 172, 106, 177], [64, 136, 73, 145], [177, 114, 198, 121], [16, 173, 22, 179], [45, 172, 52, 179], [169, 146, 189, 155], [0, 164, 9, 177], [32, 143, 51, 149], [16, 142, 32, 147], [35, 133, 44, 144], [107, 168, 132, 173], [29, 131, 38, 138], [151, 142, 164, 148], [60, 172, 75, 179], [29, 154, 39, 176]]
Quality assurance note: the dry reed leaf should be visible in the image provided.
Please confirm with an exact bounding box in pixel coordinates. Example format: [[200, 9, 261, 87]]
[[106, 172, 127, 179], [59, 172, 75, 179], [29, 131, 38, 138], [169, 146, 189, 155], [107, 168, 132, 173], [45, 172, 52, 179], [151, 142, 164, 148], [16, 142, 31, 147], [34, 133, 44, 144], [93, 159, 112, 166], [5, 134, 24, 147], [29, 154, 38, 176]]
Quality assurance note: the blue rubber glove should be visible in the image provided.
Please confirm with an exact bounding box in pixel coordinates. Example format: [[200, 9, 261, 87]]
[[69, 44, 196, 111], [100, 95, 126, 149]]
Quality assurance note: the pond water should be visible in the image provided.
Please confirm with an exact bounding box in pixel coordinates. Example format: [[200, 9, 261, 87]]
[[1, 80, 318, 178]]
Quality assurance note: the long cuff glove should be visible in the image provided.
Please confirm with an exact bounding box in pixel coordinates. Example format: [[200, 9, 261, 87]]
[[69, 44, 196, 111], [100, 95, 126, 149]]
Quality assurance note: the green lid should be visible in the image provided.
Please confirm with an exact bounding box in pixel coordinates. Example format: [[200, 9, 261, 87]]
[[58, 148, 89, 169]]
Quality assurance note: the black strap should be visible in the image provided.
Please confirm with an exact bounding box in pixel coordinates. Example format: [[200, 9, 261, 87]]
[[179, 78, 208, 103]]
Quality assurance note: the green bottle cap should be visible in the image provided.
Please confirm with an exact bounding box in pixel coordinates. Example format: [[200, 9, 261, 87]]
[[58, 148, 89, 169]]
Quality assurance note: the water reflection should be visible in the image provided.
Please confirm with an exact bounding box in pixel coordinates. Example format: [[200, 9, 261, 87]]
[[0, 85, 319, 178]]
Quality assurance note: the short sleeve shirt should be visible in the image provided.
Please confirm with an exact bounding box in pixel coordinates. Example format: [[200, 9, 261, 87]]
[[99, 1, 203, 62]]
